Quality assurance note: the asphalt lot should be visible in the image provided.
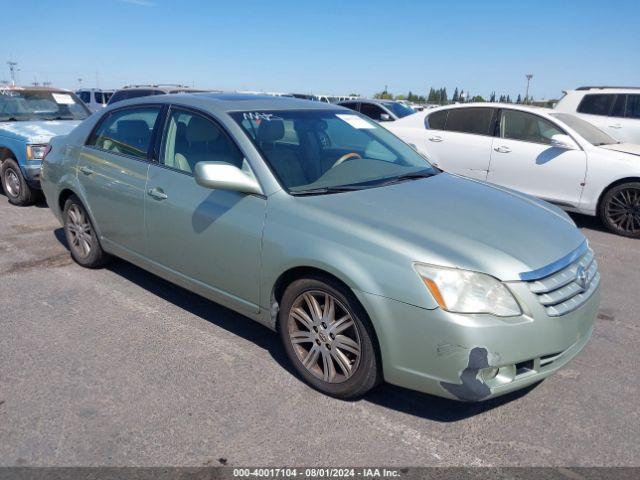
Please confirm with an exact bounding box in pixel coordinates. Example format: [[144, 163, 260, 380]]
[[0, 193, 638, 468]]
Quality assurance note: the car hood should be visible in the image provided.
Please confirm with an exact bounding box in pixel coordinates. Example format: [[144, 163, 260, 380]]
[[297, 173, 584, 281], [0, 120, 81, 143], [599, 143, 640, 156]]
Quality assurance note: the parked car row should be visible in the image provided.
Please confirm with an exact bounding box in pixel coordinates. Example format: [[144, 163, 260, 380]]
[[386, 102, 640, 238], [0, 92, 599, 402]]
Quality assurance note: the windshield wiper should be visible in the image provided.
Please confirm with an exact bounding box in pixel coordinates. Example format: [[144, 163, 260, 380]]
[[43, 115, 76, 121], [290, 185, 364, 196], [373, 170, 436, 186]]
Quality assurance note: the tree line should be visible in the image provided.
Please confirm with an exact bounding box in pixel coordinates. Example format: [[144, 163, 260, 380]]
[[374, 87, 534, 105]]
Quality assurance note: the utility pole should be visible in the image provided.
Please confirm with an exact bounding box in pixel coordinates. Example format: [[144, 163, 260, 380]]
[[7, 61, 18, 86], [525, 74, 533, 104]]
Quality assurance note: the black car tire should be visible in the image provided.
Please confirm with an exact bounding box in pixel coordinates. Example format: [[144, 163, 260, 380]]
[[63, 194, 110, 268], [279, 275, 381, 399], [1, 158, 38, 206]]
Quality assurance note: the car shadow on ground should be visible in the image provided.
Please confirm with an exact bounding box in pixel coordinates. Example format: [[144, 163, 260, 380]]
[[54, 227, 539, 422], [569, 212, 609, 234]]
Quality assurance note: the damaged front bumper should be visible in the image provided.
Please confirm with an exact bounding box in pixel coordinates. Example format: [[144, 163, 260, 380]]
[[355, 281, 600, 402]]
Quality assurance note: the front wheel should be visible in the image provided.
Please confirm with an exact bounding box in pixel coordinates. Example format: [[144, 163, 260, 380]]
[[599, 182, 640, 238], [1, 158, 38, 206], [63, 195, 110, 268], [278, 276, 380, 398]]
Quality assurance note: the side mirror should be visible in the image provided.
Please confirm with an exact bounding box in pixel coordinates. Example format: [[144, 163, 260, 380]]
[[550, 134, 578, 150], [379, 113, 392, 122], [194, 161, 263, 195]]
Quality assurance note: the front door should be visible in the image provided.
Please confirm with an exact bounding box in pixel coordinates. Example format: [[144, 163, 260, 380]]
[[78, 105, 162, 255], [144, 106, 266, 315], [487, 109, 587, 208]]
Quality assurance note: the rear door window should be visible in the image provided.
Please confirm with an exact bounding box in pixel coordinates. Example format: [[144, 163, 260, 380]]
[[577, 94, 614, 116], [444, 108, 494, 135], [88, 106, 161, 159]]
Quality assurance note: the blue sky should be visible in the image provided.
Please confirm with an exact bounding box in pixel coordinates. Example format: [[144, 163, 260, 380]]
[[3, 0, 639, 100]]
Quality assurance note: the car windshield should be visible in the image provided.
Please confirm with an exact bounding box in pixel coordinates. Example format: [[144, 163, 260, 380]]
[[231, 109, 437, 194], [0, 89, 90, 121], [550, 112, 619, 146], [382, 101, 415, 118]]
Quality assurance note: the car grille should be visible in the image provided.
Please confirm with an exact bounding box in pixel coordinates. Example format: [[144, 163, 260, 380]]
[[526, 247, 600, 317]]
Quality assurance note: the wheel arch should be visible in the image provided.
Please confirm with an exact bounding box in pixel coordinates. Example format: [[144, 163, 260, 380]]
[[271, 265, 383, 369], [596, 176, 640, 213], [0, 146, 17, 162]]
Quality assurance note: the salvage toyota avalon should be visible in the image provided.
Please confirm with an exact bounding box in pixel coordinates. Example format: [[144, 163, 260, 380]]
[[41, 94, 600, 401]]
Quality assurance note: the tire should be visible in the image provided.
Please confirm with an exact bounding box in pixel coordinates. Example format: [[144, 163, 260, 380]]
[[62, 194, 110, 268], [278, 275, 381, 399], [1, 158, 38, 206], [598, 182, 640, 238]]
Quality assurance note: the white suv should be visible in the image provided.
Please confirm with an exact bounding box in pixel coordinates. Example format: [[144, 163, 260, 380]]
[[555, 87, 640, 144], [386, 103, 640, 237]]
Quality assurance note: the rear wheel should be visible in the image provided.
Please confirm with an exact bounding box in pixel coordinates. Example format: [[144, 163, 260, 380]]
[[63, 195, 110, 268], [1, 158, 37, 206], [278, 276, 380, 398], [599, 182, 640, 238]]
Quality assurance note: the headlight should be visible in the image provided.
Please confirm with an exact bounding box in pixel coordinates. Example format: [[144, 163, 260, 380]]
[[415, 263, 521, 317], [26, 144, 48, 160]]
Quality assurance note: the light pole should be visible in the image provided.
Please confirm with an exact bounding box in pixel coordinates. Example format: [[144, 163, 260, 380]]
[[7, 61, 18, 86], [525, 74, 533, 104]]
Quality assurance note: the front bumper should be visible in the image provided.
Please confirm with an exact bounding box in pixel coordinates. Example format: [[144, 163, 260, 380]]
[[355, 282, 600, 401], [22, 163, 42, 189]]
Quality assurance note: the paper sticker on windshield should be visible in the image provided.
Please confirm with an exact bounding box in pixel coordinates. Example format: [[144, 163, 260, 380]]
[[243, 112, 281, 122], [52, 93, 75, 105], [336, 114, 375, 129]]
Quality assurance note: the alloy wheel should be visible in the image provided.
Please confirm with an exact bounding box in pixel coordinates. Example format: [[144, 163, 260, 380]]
[[605, 187, 640, 234], [4, 168, 21, 198], [287, 290, 361, 383], [67, 204, 93, 258]]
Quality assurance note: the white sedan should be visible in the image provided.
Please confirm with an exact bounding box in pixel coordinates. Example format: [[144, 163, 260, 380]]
[[386, 103, 640, 237]]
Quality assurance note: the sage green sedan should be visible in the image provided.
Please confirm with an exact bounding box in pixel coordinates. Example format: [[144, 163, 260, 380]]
[[41, 94, 600, 400]]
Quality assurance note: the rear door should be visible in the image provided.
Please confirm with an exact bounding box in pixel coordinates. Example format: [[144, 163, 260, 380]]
[[79, 105, 162, 255], [608, 94, 640, 143], [144, 106, 266, 316], [576, 93, 612, 132], [487, 109, 586, 208], [422, 107, 496, 180]]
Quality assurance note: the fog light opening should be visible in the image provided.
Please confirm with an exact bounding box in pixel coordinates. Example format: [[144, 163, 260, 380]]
[[481, 367, 499, 382]]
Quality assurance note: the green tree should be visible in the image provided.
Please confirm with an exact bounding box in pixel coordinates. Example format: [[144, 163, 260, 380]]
[[516, 94, 522, 104], [452, 87, 460, 103], [441, 88, 448, 105], [490, 91, 496, 102]]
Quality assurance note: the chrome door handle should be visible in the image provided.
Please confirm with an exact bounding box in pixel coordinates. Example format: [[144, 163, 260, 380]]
[[493, 146, 511, 153], [147, 187, 168, 200], [79, 166, 94, 175], [428, 136, 443, 142], [608, 123, 622, 129]]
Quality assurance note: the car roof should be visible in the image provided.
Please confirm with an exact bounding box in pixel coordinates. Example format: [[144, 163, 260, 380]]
[[1, 85, 72, 94], [110, 92, 346, 113], [427, 102, 555, 115], [573, 86, 640, 93], [340, 98, 397, 105]]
